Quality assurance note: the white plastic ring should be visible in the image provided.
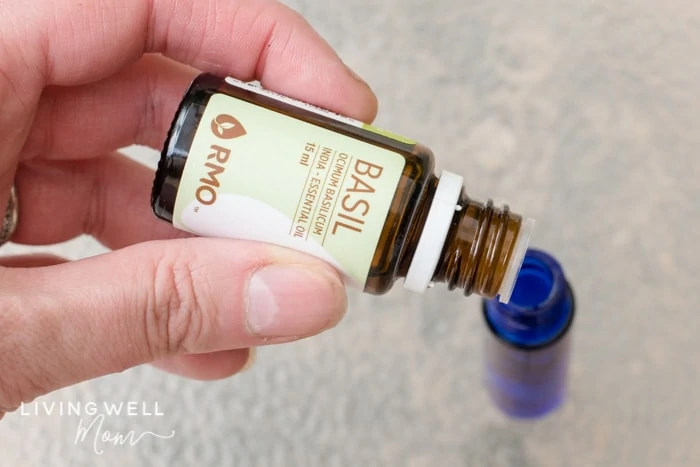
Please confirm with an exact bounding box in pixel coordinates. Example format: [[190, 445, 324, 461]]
[[404, 171, 463, 293]]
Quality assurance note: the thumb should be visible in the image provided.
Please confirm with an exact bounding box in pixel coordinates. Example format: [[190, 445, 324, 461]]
[[0, 238, 346, 413]]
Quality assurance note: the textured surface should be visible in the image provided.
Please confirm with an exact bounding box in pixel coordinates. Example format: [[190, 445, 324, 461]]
[[2, 0, 700, 465]]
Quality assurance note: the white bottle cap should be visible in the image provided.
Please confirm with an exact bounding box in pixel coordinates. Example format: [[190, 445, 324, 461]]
[[404, 170, 463, 293]]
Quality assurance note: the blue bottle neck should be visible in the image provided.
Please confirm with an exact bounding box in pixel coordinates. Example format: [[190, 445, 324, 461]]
[[484, 249, 575, 348]]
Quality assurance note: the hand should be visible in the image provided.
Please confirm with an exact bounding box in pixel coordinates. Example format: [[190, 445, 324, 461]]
[[0, 0, 377, 417]]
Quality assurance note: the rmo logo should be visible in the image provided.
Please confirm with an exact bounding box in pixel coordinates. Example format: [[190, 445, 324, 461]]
[[195, 113, 246, 206], [210, 113, 247, 139]]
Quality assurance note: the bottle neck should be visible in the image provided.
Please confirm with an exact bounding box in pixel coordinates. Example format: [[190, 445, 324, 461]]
[[482, 248, 575, 348], [400, 174, 526, 300], [437, 191, 522, 298]]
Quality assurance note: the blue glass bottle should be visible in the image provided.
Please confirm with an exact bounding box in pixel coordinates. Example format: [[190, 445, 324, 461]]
[[482, 248, 575, 419]]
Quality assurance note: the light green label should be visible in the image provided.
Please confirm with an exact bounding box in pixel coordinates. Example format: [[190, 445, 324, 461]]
[[173, 93, 406, 286], [361, 123, 416, 145]]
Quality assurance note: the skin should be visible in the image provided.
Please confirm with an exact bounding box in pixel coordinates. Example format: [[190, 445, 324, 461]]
[[0, 0, 378, 418]]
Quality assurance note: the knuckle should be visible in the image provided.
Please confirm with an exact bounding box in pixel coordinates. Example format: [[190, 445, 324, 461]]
[[0, 55, 36, 153], [83, 161, 109, 240], [146, 245, 214, 356], [246, 1, 300, 78], [22, 91, 56, 159], [263, 3, 299, 55]]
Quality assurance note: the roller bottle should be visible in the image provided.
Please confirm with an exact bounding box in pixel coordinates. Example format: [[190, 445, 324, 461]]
[[482, 248, 575, 418]]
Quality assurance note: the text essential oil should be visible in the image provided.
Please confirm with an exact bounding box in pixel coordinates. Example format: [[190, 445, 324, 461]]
[[482, 248, 575, 419], [151, 74, 535, 302]]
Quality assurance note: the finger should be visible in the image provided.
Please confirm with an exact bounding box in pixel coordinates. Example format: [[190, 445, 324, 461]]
[[0, 238, 345, 410], [151, 348, 255, 380], [0, 242, 258, 382], [0, 254, 68, 268], [22, 55, 197, 161], [14, 153, 187, 247], [0, 252, 258, 383], [3, 0, 378, 217], [17, 0, 377, 120], [0, 255, 260, 381], [25, 48, 379, 162]]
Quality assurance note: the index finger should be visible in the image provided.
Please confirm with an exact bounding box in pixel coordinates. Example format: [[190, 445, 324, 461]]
[[6, 0, 377, 120]]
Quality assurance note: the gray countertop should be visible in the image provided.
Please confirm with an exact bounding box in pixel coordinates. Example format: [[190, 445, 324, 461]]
[[2, 0, 699, 465]]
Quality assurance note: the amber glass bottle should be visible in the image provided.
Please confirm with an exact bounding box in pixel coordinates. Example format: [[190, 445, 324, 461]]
[[151, 74, 533, 303]]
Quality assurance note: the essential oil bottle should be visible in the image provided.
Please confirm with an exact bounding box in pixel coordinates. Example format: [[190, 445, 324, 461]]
[[481, 248, 575, 418], [151, 73, 535, 302]]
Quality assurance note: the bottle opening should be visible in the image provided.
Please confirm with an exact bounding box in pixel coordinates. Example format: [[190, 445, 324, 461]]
[[484, 248, 573, 348], [509, 258, 556, 311]]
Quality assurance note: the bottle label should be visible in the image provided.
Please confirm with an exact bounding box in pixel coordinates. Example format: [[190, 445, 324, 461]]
[[224, 77, 417, 145], [172, 92, 407, 286]]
